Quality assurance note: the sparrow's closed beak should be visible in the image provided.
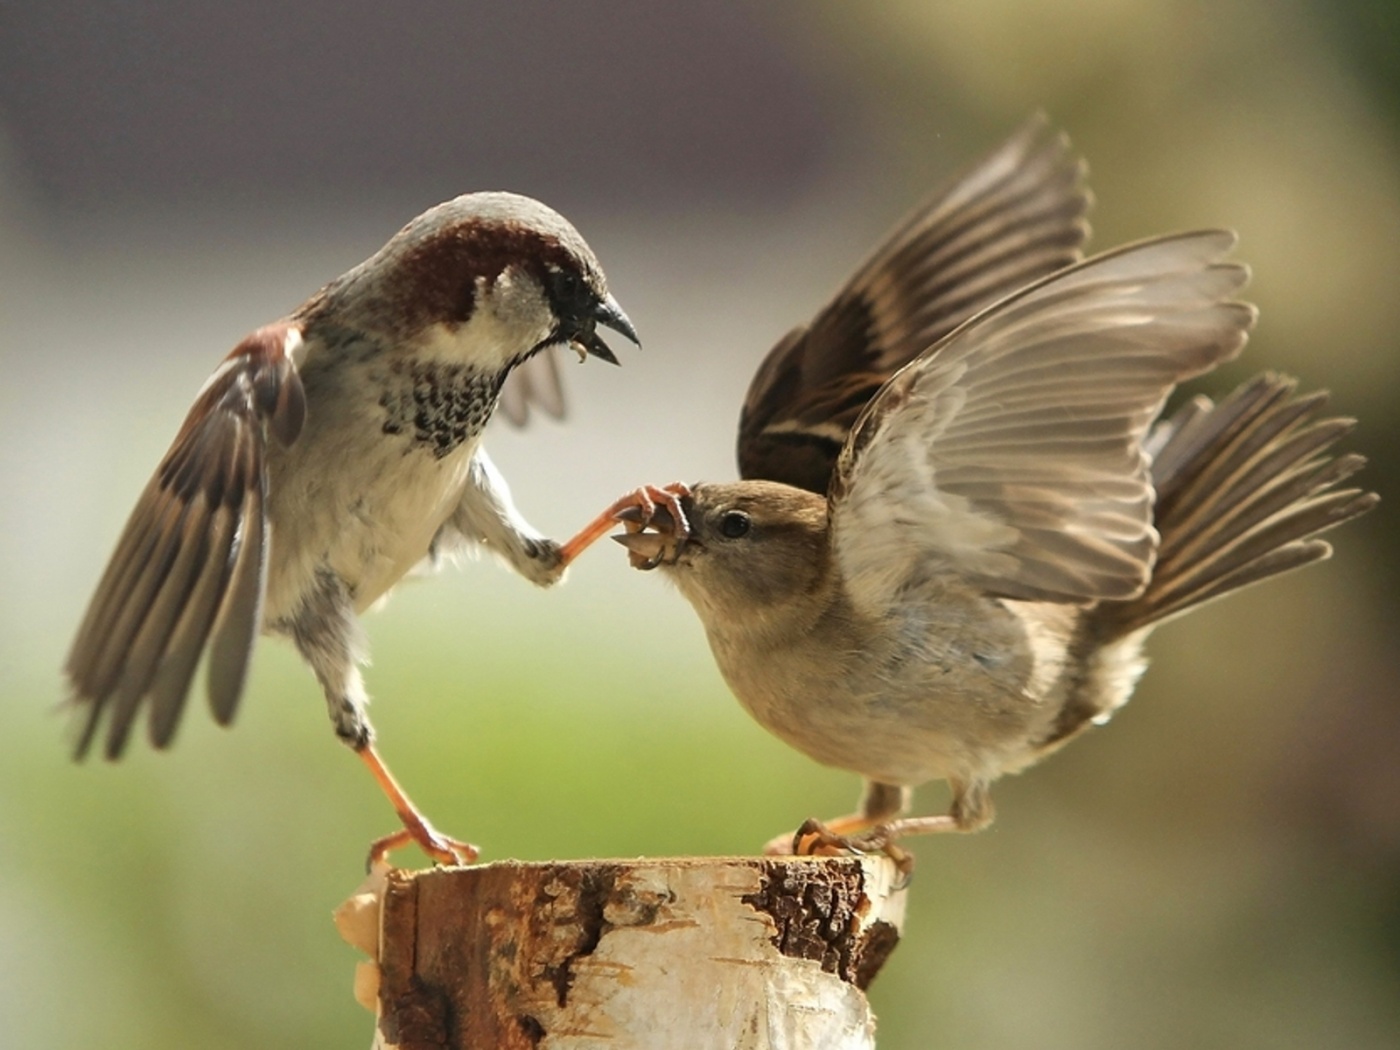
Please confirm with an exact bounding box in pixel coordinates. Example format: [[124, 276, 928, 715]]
[[579, 294, 639, 365]]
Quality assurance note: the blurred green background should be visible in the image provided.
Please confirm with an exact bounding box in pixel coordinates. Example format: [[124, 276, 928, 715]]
[[2, 2, 1397, 1047]]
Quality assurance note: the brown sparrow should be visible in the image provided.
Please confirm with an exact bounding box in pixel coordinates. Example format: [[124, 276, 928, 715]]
[[580, 129, 1377, 857], [64, 191, 639, 865]]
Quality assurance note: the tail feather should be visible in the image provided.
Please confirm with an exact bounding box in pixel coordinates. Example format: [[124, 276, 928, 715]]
[[1158, 414, 1357, 565], [1097, 373, 1377, 637], [1156, 443, 1366, 583]]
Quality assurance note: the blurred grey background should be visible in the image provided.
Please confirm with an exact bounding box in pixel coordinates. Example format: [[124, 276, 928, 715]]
[[1, 2, 1397, 1047]]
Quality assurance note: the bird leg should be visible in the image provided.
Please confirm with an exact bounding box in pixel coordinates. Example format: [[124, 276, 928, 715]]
[[806, 778, 995, 866], [278, 576, 480, 868], [764, 780, 994, 874], [356, 485, 696, 868], [557, 482, 692, 566], [360, 744, 480, 867]]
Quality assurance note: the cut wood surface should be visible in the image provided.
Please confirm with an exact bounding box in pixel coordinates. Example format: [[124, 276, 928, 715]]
[[336, 855, 908, 1050]]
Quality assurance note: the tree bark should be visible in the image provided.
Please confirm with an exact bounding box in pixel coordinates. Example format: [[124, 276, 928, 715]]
[[336, 855, 907, 1050]]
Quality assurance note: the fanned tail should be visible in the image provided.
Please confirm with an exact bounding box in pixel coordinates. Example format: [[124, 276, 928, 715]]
[[1096, 373, 1377, 639]]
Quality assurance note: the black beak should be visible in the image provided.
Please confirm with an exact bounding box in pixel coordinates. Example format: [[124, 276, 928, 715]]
[[578, 293, 639, 365]]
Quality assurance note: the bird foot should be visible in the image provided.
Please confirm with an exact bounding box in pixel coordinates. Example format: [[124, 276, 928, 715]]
[[558, 482, 692, 567], [366, 818, 480, 870], [611, 481, 692, 532], [357, 744, 480, 869], [610, 483, 693, 568], [764, 818, 916, 878]]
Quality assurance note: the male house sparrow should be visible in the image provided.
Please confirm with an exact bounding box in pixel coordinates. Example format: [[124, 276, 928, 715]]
[[65, 192, 638, 865], [587, 128, 1377, 856]]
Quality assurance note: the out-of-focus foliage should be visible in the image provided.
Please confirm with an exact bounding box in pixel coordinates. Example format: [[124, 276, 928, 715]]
[[1, 2, 1396, 1047]]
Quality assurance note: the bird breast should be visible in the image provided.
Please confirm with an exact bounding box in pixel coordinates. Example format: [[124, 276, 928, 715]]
[[262, 342, 493, 622], [701, 576, 1069, 787]]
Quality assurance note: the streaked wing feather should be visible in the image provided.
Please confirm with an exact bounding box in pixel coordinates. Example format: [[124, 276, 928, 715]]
[[146, 500, 237, 747], [207, 476, 267, 725], [739, 115, 1092, 493], [65, 324, 304, 757], [72, 487, 191, 710], [150, 405, 268, 742], [831, 231, 1256, 614], [101, 492, 215, 754]]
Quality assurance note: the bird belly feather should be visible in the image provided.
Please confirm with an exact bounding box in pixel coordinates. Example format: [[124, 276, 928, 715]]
[[263, 386, 479, 622]]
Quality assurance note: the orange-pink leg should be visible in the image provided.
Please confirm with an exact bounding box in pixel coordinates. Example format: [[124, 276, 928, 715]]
[[360, 744, 479, 867], [556, 482, 692, 566], [762, 783, 955, 875]]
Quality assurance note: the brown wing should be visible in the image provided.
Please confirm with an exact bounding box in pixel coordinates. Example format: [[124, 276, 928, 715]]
[[829, 231, 1256, 614], [496, 347, 567, 427], [65, 324, 307, 758], [737, 114, 1091, 494]]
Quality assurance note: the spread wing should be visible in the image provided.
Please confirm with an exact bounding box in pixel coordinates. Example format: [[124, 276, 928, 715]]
[[497, 347, 567, 426], [65, 324, 307, 758], [829, 231, 1257, 615], [737, 114, 1092, 495]]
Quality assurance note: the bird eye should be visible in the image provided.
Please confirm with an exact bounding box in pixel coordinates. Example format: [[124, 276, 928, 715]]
[[719, 511, 751, 539], [551, 268, 584, 305]]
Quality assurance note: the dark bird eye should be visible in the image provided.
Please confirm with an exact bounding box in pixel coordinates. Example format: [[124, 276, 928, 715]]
[[719, 511, 751, 539], [550, 269, 584, 306]]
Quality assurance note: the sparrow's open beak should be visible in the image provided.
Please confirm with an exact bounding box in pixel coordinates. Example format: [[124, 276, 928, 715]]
[[612, 501, 687, 570], [575, 293, 639, 365]]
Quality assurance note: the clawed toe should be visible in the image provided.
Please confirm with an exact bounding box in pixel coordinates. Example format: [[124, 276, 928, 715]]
[[764, 818, 915, 879], [367, 823, 480, 870]]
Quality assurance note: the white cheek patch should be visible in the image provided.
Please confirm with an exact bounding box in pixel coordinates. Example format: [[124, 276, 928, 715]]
[[283, 326, 307, 366], [486, 269, 557, 351], [413, 279, 553, 372], [379, 269, 557, 372]]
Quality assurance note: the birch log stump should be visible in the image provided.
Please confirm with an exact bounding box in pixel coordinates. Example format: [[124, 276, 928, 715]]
[[336, 855, 908, 1050]]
